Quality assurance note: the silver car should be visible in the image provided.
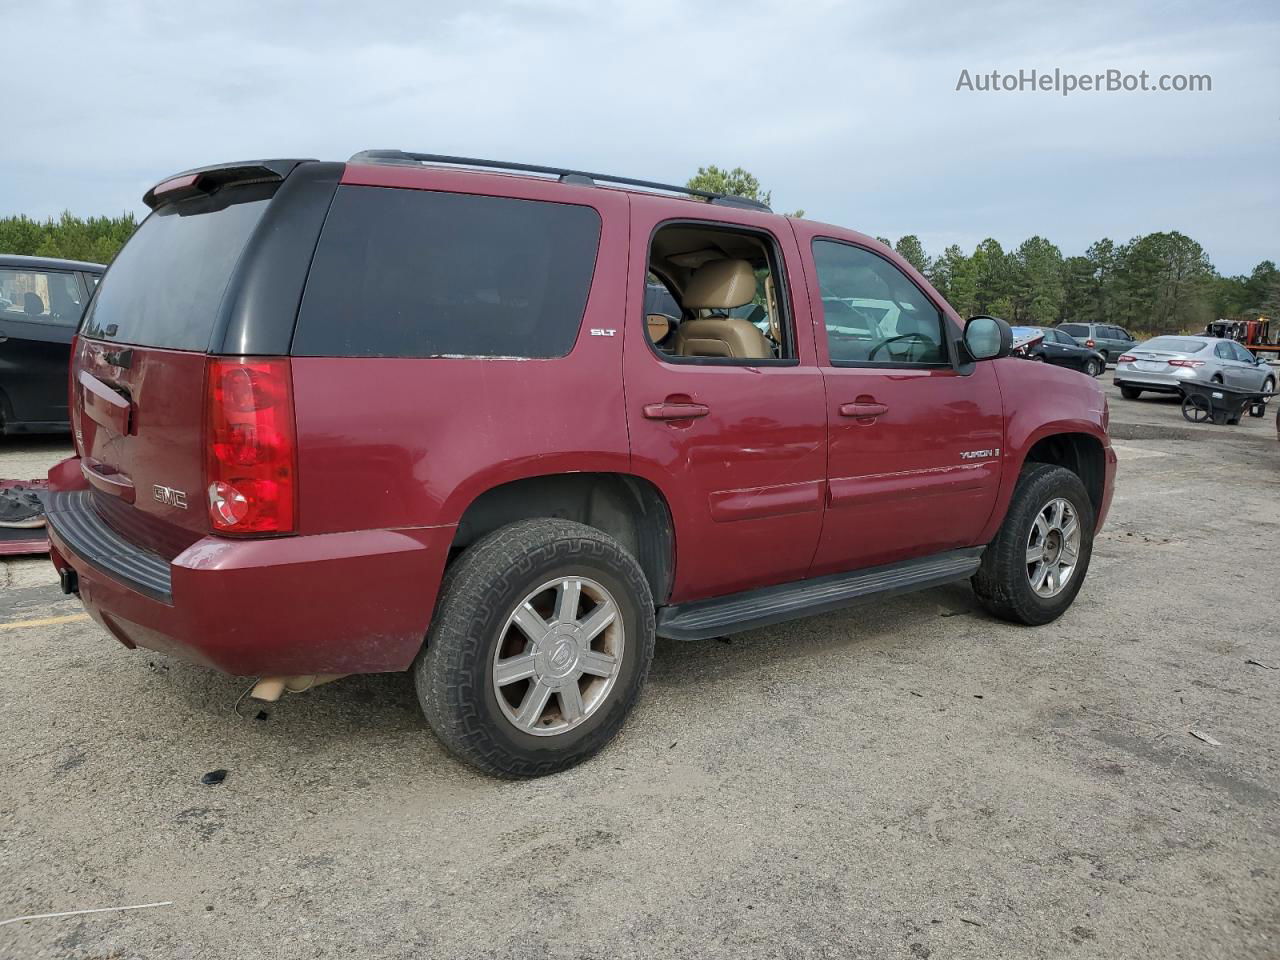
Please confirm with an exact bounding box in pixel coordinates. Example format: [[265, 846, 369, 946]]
[[1114, 335, 1277, 400]]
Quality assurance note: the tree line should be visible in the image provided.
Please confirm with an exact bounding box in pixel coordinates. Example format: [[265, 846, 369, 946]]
[[4, 170, 1277, 338], [688, 165, 1277, 336], [0, 212, 137, 266], [883, 232, 1278, 336]]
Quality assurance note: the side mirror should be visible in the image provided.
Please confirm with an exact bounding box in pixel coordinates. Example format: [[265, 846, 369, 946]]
[[963, 315, 1012, 361]]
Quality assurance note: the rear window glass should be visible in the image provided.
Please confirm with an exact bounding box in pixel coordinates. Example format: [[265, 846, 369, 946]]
[[1058, 324, 1086, 336], [81, 185, 273, 350], [1142, 337, 1206, 353], [293, 186, 601, 358]]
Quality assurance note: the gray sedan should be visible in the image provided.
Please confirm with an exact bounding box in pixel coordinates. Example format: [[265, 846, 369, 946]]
[[1114, 336, 1277, 400]]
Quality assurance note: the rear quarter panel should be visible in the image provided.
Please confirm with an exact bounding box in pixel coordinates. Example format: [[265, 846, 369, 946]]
[[978, 357, 1113, 542]]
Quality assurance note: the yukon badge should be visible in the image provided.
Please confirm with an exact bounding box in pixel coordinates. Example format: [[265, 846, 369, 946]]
[[153, 484, 188, 509], [959, 448, 1000, 461]]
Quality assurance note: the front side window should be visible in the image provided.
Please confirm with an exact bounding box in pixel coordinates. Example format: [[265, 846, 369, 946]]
[[0, 269, 86, 326], [811, 240, 948, 365], [294, 186, 601, 358]]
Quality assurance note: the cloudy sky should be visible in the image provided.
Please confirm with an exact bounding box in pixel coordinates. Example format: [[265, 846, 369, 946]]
[[4, 0, 1277, 273]]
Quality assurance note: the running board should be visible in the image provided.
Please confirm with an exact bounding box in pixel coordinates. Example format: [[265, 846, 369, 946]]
[[656, 547, 984, 641]]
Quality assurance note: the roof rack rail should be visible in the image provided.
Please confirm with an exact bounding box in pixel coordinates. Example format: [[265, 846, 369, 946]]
[[347, 150, 772, 213]]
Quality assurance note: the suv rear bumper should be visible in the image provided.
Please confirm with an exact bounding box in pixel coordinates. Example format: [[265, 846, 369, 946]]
[[46, 479, 452, 676]]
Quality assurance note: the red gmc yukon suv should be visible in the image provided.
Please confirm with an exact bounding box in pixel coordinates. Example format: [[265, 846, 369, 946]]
[[46, 152, 1116, 778]]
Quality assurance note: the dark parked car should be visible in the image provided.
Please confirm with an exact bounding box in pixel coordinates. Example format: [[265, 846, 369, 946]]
[[1057, 322, 1137, 364], [0, 254, 103, 434], [46, 153, 1115, 778], [1020, 326, 1105, 376]]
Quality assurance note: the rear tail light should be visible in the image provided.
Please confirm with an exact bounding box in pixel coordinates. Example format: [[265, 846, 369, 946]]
[[1117, 354, 1136, 364], [205, 357, 297, 535], [1085, 339, 1096, 348], [1168, 359, 1205, 368]]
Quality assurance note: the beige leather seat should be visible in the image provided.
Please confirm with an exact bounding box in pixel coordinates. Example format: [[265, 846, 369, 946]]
[[672, 259, 771, 359]]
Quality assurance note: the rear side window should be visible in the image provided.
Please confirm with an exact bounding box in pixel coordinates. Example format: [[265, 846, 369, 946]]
[[0, 268, 86, 326], [293, 186, 601, 358], [1059, 324, 1086, 337], [81, 185, 274, 350]]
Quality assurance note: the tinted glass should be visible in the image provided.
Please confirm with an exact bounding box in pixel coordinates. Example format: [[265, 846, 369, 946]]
[[1059, 324, 1086, 337], [0, 269, 86, 326], [812, 240, 947, 364], [294, 186, 601, 358], [1230, 342, 1254, 362], [81, 185, 273, 350], [1143, 337, 1207, 353]]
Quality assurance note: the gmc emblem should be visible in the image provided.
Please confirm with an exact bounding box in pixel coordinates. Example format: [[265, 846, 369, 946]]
[[152, 484, 188, 509]]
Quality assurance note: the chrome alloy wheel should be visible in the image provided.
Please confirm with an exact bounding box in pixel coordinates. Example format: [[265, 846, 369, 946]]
[[492, 576, 624, 736], [1026, 497, 1081, 598]]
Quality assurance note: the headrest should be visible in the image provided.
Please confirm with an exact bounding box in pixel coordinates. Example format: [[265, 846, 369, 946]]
[[23, 292, 44, 316], [682, 259, 756, 310]]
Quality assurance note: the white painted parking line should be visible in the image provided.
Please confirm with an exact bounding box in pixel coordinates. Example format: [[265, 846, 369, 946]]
[[0, 613, 90, 631], [1111, 443, 1169, 460]]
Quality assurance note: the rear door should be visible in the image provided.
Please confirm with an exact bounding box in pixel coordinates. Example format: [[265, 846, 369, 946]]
[[796, 228, 1004, 575], [71, 179, 290, 554], [0, 266, 87, 426], [623, 198, 827, 602]]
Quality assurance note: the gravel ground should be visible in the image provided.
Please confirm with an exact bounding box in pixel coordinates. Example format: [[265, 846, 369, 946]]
[[1, 383, 1277, 960]]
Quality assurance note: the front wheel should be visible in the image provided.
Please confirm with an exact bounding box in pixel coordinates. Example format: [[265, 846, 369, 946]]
[[972, 464, 1095, 625], [415, 518, 655, 778], [1084, 358, 1103, 377]]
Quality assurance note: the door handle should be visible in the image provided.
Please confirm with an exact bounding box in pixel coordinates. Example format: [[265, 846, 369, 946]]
[[643, 401, 710, 421], [81, 457, 136, 503], [839, 401, 889, 419]]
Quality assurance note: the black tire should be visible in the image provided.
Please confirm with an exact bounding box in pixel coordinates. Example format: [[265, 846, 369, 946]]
[[1263, 376, 1275, 397], [415, 518, 655, 778], [972, 464, 1095, 626], [1119, 386, 1142, 400], [1084, 358, 1102, 377]]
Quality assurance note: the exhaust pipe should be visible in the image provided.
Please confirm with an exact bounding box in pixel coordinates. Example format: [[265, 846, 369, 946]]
[[248, 674, 346, 702]]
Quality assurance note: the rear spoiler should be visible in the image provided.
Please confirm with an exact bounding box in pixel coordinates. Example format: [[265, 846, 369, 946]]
[[143, 159, 314, 209]]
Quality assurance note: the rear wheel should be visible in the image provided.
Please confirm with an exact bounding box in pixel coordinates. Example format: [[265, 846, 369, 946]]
[[415, 518, 654, 778], [973, 464, 1094, 626], [1119, 386, 1142, 400]]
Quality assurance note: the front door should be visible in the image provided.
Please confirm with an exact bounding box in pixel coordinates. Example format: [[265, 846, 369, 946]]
[[795, 231, 1005, 575], [624, 199, 827, 603]]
